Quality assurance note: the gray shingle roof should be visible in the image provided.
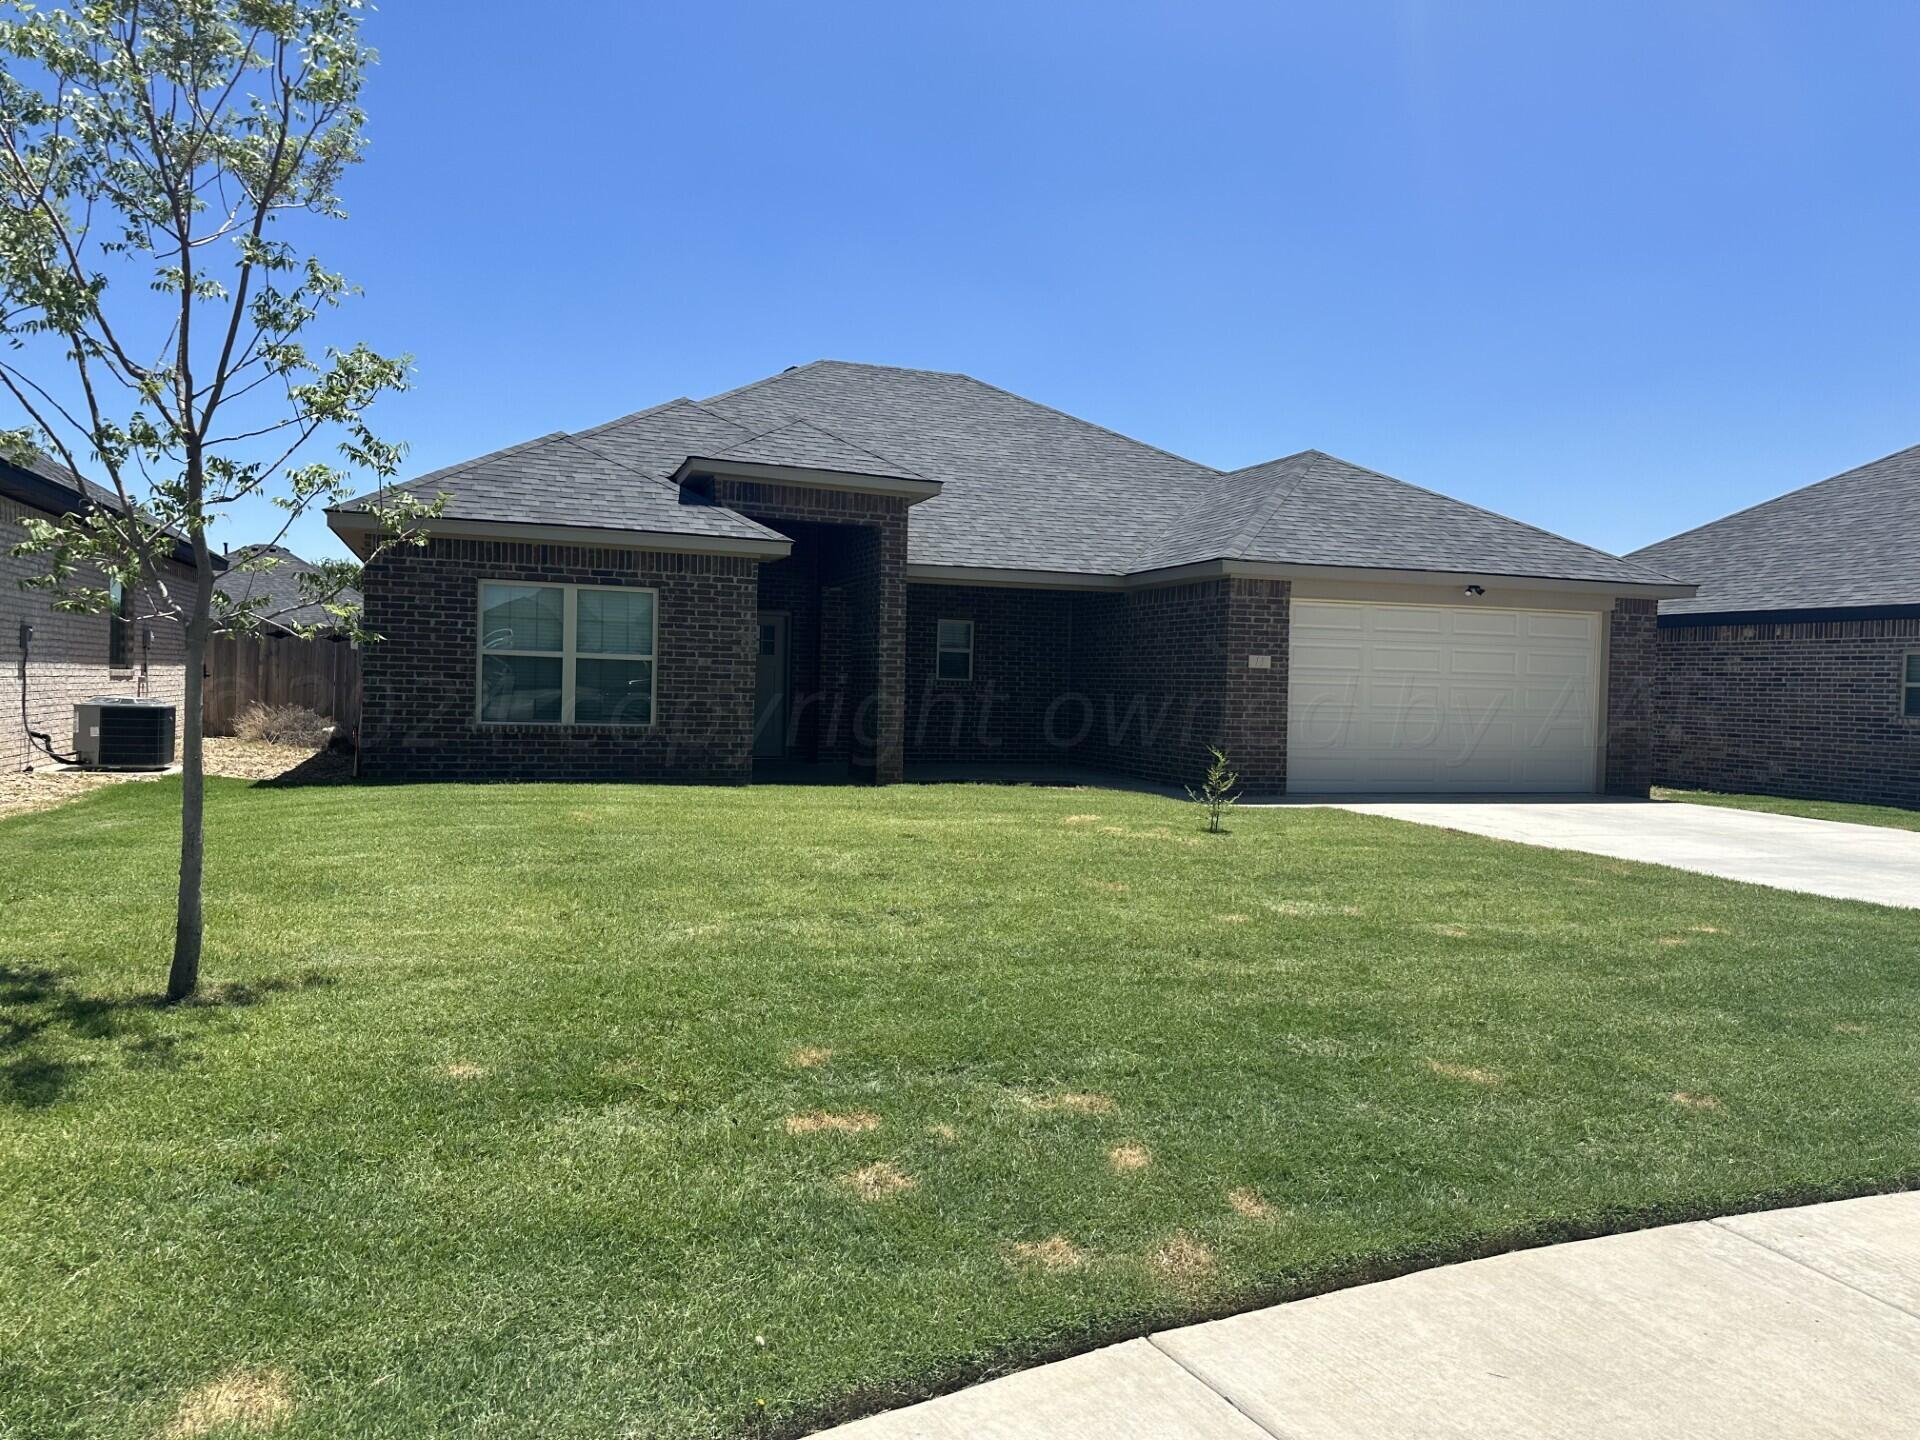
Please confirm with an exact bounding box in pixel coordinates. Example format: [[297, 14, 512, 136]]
[[707, 416, 929, 480], [1138, 450, 1683, 586], [336, 360, 1669, 586], [337, 430, 783, 545], [1629, 444, 1920, 615], [215, 544, 362, 632]]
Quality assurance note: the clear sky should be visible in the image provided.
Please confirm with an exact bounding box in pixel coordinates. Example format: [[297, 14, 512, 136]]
[[235, 0, 1920, 563]]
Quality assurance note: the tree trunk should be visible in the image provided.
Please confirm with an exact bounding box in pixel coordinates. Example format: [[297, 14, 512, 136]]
[[166, 556, 212, 1003]]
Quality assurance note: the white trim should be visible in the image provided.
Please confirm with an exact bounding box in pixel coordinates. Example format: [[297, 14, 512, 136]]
[[327, 512, 791, 560], [674, 456, 943, 502], [474, 579, 658, 728], [935, 616, 974, 682], [906, 563, 1124, 591]]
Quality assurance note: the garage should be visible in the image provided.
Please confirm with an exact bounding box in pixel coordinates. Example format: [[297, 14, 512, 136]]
[[1286, 599, 1602, 794]]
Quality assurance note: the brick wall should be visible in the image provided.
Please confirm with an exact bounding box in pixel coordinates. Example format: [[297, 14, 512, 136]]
[[1218, 578, 1291, 794], [358, 536, 756, 782], [903, 583, 1075, 762], [712, 480, 907, 782], [2, 494, 189, 771], [1605, 596, 1658, 796], [1653, 613, 1920, 808]]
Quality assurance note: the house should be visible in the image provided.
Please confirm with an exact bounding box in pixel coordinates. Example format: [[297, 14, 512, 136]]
[[206, 544, 362, 734], [2, 453, 191, 771], [1630, 444, 1920, 808], [325, 361, 1690, 794]]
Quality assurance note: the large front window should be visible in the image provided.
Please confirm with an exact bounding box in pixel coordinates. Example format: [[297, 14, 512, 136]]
[[478, 582, 656, 726]]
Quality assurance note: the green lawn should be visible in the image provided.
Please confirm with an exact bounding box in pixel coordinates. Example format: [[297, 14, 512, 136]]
[[4, 780, 1918, 1440], [1655, 786, 1920, 832]]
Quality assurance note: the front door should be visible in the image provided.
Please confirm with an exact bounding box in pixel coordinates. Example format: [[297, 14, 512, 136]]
[[754, 612, 790, 759]]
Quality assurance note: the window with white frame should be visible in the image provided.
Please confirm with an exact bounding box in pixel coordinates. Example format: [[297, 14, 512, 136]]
[[935, 617, 973, 681], [1905, 653, 1920, 719], [478, 582, 656, 726]]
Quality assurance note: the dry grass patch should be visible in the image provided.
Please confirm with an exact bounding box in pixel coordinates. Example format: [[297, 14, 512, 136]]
[[785, 1110, 880, 1135], [1008, 1235, 1088, 1273], [1091, 880, 1130, 893], [841, 1161, 915, 1201], [1215, 913, 1250, 925], [786, 1046, 833, 1069], [1672, 1092, 1721, 1110], [439, 1062, 487, 1081], [1062, 814, 1100, 825], [1150, 1232, 1217, 1290], [1688, 925, 1727, 934], [1108, 1143, 1151, 1173], [1021, 1091, 1116, 1115], [1433, 924, 1471, 938], [160, 1367, 294, 1439], [1427, 1059, 1502, 1087], [927, 1122, 958, 1141], [1656, 935, 1693, 947], [1834, 1022, 1871, 1035], [1227, 1186, 1276, 1219]]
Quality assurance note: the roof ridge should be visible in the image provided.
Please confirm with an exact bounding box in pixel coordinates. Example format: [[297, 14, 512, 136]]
[[572, 395, 750, 443], [949, 371, 1222, 478], [1306, 449, 1682, 584], [1218, 452, 1326, 562], [1629, 440, 1920, 559]]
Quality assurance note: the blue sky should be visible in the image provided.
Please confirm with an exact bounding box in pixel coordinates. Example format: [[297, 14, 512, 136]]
[[239, 2, 1920, 560]]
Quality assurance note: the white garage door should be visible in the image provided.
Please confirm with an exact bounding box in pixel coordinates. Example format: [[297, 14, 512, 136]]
[[1287, 599, 1601, 795]]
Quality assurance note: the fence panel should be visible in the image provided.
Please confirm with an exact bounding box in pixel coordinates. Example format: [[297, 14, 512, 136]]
[[204, 630, 361, 734]]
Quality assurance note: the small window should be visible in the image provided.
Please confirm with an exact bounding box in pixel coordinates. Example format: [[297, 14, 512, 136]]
[[1905, 653, 1920, 719], [935, 618, 973, 681], [107, 578, 132, 669], [478, 581, 655, 726]]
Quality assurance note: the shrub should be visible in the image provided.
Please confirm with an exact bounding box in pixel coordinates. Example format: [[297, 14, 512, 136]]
[[1186, 745, 1241, 834], [233, 703, 334, 748]]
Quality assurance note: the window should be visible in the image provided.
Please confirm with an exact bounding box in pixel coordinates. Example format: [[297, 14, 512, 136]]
[[936, 617, 973, 681], [107, 578, 132, 669], [477, 581, 655, 726], [1905, 653, 1920, 719]]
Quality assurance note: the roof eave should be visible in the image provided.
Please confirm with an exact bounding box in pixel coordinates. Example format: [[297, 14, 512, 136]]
[[673, 455, 943, 504], [324, 510, 793, 562], [1128, 558, 1699, 597]]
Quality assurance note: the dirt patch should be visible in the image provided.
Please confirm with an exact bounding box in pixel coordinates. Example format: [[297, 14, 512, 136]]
[[1150, 1232, 1217, 1289], [1227, 1186, 1276, 1219], [0, 766, 163, 819], [1427, 1060, 1502, 1087], [785, 1110, 880, 1135], [1008, 1235, 1087, 1273], [842, 1160, 915, 1201], [160, 1367, 294, 1438], [439, 1062, 487, 1081], [1021, 1091, 1115, 1115], [1671, 1092, 1721, 1110], [204, 738, 338, 782], [786, 1046, 833, 1069], [1108, 1143, 1152, 1173]]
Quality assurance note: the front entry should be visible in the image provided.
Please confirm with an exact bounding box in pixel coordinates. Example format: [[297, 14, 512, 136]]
[[754, 611, 790, 759]]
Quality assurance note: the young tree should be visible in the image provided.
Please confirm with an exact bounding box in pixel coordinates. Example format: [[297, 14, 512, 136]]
[[0, 0, 436, 1001]]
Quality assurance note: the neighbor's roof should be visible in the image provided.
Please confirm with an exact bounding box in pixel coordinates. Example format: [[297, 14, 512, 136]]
[[334, 360, 1676, 587], [1630, 443, 1920, 615], [214, 544, 362, 632], [0, 450, 203, 566]]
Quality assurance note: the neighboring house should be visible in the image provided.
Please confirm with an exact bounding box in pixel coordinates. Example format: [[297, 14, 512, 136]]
[[326, 361, 1690, 794], [206, 543, 362, 733], [1630, 445, 1920, 808], [2, 453, 191, 771]]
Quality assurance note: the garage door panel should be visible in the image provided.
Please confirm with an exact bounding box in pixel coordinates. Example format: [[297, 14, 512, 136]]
[[1287, 600, 1600, 795]]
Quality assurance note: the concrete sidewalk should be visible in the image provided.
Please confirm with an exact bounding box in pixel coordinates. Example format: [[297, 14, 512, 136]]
[[1321, 798, 1920, 908], [811, 1192, 1920, 1438]]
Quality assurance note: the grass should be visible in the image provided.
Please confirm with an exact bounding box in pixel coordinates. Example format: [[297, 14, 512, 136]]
[[3, 779, 1918, 1439], [1655, 786, 1920, 832]]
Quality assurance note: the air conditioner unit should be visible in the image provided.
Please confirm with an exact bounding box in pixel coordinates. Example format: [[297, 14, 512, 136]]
[[73, 697, 177, 770]]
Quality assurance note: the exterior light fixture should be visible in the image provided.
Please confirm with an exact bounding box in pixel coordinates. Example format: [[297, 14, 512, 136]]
[[1464, 585, 1486, 597]]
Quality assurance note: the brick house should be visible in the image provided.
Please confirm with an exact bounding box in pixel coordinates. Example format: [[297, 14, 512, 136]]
[[327, 361, 1690, 794], [1631, 445, 1920, 808], [3, 454, 191, 772]]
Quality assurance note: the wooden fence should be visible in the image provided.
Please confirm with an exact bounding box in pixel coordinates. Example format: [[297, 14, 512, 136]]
[[203, 629, 361, 735]]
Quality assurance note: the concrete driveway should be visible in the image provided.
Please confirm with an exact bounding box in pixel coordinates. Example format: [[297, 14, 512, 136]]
[[812, 1192, 1920, 1438], [1318, 798, 1920, 908]]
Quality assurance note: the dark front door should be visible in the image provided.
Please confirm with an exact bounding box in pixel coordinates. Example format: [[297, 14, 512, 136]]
[[754, 612, 790, 759]]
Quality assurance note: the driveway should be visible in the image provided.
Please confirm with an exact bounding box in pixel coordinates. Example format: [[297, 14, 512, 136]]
[[812, 1192, 1920, 1438], [1318, 798, 1920, 908]]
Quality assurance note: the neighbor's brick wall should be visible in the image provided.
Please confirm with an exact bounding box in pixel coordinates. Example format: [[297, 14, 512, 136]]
[[904, 583, 1075, 763], [1605, 597, 1659, 796], [1654, 614, 1920, 808], [1, 494, 188, 771], [358, 536, 756, 782], [713, 480, 908, 782]]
